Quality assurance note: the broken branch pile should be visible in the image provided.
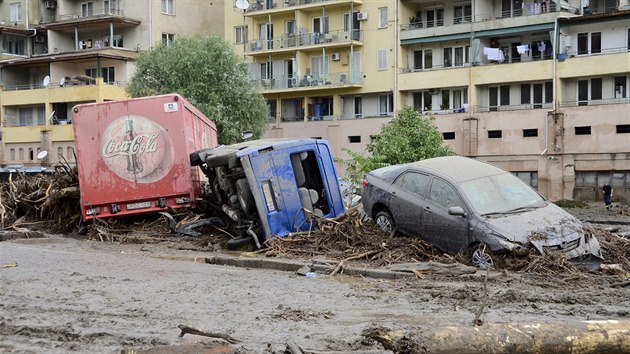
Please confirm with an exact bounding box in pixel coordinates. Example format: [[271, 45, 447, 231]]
[[0, 165, 81, 233]]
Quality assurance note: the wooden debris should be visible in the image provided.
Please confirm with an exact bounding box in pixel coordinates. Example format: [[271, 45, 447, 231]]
[[0, 262, 18, 268], [177, 324, 241, 344]]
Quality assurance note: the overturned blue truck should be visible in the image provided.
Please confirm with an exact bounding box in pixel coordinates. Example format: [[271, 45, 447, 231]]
[[190, 138, 346, 248]]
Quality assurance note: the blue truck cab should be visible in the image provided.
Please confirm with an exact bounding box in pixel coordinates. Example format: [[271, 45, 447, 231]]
[[190, 138, 345, 247]]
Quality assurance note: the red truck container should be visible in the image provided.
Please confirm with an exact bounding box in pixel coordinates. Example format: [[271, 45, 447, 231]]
[[72, 94, 218, 220]]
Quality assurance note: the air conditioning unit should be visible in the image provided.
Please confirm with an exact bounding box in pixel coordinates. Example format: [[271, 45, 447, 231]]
[[34, 35, 45, 43], [44, 0, 57, 9], [429, 88, 440, 95], [331, 53, 340, 61], [357, 12, 368, 20]]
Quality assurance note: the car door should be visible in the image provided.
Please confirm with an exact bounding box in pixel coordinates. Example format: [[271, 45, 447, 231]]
[[422, 177, 470, 253], [389, 171, 430, 235]]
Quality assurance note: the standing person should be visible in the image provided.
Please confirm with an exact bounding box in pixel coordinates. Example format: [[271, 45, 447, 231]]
[[602, 182, 613, 210]]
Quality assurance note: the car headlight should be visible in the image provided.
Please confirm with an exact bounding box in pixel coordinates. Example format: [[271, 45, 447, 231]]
[[499, 239, 531, 256]]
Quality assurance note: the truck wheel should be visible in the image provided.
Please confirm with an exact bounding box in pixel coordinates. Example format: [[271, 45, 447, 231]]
[[375, 210, 395, 233], [236, 179, 255, 214]]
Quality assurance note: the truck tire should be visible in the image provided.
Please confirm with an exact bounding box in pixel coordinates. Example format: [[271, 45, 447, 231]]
[[236, 179, 255, 214]]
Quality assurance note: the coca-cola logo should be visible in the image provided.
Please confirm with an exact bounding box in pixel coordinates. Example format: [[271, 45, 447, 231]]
[[101, 115, 173, 183]]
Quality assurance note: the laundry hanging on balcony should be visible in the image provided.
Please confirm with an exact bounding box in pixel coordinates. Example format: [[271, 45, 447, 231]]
[[517, 44, 530, 54], [483, 47, 505, 63]]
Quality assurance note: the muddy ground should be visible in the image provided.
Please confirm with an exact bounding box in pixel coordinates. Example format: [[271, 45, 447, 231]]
[[0, 203, 629, 354]]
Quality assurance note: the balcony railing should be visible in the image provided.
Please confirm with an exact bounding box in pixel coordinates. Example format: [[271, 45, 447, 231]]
[[559, 98, 630, 108], [245, 29, 360, 53], [401, 4, 560, 30], [245, 0, 355, 13], [41, 9, 125, 23], [474, 103, 553, 112], [339, 113, 394, 120], [253, 71, 362, 90], [2, 79, 127, 91]]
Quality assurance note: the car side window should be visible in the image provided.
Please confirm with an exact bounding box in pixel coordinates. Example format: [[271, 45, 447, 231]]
[[398, 172, 430, 196], [429, 178, 463, 209]]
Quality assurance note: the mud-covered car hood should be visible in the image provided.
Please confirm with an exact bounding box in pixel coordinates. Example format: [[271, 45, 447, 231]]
[[483, 203, 599, 257]]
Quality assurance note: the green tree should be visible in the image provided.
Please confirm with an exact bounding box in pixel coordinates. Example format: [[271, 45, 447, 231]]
[[127, 35, 268, 144], [343, 106, 455, 186]]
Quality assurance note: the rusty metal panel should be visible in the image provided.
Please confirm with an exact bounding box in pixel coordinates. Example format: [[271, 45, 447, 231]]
[[73, 94, 217, 220]]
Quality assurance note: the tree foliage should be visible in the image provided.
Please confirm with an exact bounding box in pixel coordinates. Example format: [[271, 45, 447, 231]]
[[344, 106, 455, 185], [127, 35, 268, 144]]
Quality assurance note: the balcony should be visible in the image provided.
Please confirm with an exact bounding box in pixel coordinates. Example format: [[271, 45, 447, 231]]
[[245, 29, 361, 55], [243, 0, 362, 17], [253, 71, 362, 92], [41, 9, 140, 30]]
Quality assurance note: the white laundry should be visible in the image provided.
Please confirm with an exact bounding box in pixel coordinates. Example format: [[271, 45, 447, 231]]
[[484, 47, 505, 62], [538, 41, 546, 52], [517, 44, 529, 54]]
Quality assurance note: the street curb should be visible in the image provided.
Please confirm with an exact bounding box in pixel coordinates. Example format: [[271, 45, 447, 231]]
[[204, 254, 415, 280]]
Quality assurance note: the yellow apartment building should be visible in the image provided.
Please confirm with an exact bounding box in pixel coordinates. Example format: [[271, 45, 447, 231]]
[[0, 0, 224, 170], [226, 0, 630, 202]]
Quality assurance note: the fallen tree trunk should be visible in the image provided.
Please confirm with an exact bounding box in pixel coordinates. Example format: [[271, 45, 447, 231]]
[[365, 320, 630, 354]]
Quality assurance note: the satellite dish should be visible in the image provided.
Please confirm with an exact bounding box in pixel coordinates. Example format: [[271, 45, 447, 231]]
[[235, 0, 250, 10], [59, 77, 66, 87], [37, 150, 48, 160], [43, 75, 50, 87]]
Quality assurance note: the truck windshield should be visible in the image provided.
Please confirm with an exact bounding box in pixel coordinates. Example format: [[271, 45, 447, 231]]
[[291, 151, 329, 216], [459, 172, 546, 216]]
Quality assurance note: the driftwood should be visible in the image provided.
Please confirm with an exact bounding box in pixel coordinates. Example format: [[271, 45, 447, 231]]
[[177, 324, 241, 344], [0, 262, 18, 268]]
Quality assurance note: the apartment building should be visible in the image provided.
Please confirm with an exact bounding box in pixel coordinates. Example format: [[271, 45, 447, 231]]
[[0, 0, 224, 171], [227, 0, 630, 202]]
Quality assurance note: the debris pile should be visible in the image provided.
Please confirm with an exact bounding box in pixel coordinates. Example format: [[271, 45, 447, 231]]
[[0, 165, 81, 233]]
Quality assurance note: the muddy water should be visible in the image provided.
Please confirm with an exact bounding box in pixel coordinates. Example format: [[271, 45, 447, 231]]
[[1, 233, 629, 353]]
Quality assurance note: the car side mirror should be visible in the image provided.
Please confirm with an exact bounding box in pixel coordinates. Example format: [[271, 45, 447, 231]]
[[448, 206, 467, 218]]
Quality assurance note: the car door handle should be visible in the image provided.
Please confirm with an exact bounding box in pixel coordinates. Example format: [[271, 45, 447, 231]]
[[423, 206, 432, 213], [391, 191, 397, 196]]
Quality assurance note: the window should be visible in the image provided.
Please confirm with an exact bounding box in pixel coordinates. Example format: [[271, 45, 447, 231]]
[[429, 178, 463, 209], [413, 91, 433, 111], [578, 80, 589, 106], [104, 0, 118, 14], [10, 149, 15, 161], [313, 17, 329, 34], [398, 172, 431, 196], [577, 32, 601, 55], [18, 108, 32, 126], [443, 46, 469, 67], [412, 49, 432, 70], [86, 67, 115, 83], [489, 85, 509, 111], [617, 125, 630, 134], [81, 2, 94, 17], [354, 97, 362, 118], [162, 33, 175, 46], [29, 148, 34, 161], [578, 78, 602, 105], [161, 0, 174, 15], [234, 26, 247, 44], [378, 93, 394, 116], [378, 7, 388, 28], [523, 129, 538, 137], [260, 61, 272, 80], [37, 107, 45, 126], [513, 172, 538, 189], [2, 34, 26, 55], [425, 8, 444, 27], [10, 2, 21, 21], [267, 100, 277, 122], [443, 132, 455, 140], [57, 147, 63, 159], [575, 126, 591, 135], [488, 130, 502, 138], [19, 148, 24, 161], [614, 76, 627, 99], [453, 4, 471, 23], [310, 56, 328, 79], [521, 83, 531, 104], [378, 49, 388, 70], [348, 136, 361, 143], [591, 78, 602, 100]]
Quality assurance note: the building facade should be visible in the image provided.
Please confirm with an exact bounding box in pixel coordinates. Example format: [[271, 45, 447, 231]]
[[0, 0, 224, 170], [226, 0, 630, 202]]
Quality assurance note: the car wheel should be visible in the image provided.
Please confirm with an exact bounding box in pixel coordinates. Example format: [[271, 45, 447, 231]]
[[236, 178, 255, 214], [471, 246, 493, 269], [375, 210, 395, 233]]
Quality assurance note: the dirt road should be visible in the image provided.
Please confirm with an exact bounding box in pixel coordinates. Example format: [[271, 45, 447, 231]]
[[1, 223, 629, 353]]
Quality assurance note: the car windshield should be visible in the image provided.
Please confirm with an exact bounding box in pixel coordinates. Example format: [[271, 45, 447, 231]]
[[459, 172, 546, 216]]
